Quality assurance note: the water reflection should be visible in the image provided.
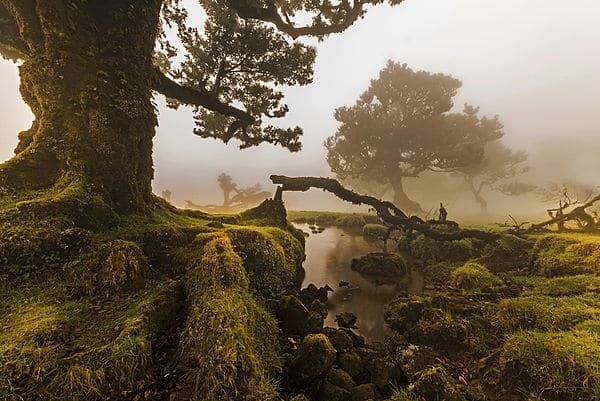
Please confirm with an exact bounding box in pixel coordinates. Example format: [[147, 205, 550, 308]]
[[296, 223, 422, 342]]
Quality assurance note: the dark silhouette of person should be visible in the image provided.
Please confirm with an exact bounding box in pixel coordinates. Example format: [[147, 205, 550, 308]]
[[439, 202, 448, 222]]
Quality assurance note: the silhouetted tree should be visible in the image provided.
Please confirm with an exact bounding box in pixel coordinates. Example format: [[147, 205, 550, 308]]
[[326, 61, 487, 213], [217, 173, 238, 206], [451, 115, 535, 214], [0, 0, 404, 217]]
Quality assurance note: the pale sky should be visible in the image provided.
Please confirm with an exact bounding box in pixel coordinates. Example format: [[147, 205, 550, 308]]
[[1, 0, 599, 210]]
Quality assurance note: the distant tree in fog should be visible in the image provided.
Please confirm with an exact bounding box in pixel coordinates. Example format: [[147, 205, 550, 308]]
[[218, 173, 238, 206], [217, 173, 269, 208], [326, 61, 492, 214], [455, 136, 535, 215]]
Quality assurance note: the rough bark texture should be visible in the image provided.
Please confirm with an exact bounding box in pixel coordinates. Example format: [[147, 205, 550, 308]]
[[0, 0, 163, 213], [270, 175, 499, 241]]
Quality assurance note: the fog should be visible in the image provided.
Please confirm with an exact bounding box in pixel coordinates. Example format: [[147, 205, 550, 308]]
[[1, 0, 599, 217]]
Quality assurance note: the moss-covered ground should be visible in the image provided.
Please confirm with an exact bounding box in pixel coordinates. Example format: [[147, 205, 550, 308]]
[[0, 193, 305, 401], [384, 230, 600, 401]]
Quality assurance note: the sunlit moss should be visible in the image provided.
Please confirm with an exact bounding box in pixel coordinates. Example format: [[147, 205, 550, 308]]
[[450, 262, 503, 293], [500, 330, 600, 401]]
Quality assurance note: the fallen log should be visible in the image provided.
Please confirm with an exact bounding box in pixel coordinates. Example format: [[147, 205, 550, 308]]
[[270, 175, 499, 241], [525, 194, 600, 233]]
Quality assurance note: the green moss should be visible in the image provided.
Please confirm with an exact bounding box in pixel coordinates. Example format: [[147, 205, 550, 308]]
[[500, 330, 600, 401], [530, 235, 600, 277], [225, 226, 304, 298], [410, 366, 466, 401], [423, 262, 459, 288], [178, 235, 280, 401], [524, 275, 600, 297], [495, 294, 600, 332], [387, 388, 423, 401], [479, 234, 532, 273], [0, 279, 185, 400], [293, 333, 337, 383], [400, 235, 473, 264], [335, 213, 367, 228], [449, 262, 503, 293], [363, 223, 389, 239]]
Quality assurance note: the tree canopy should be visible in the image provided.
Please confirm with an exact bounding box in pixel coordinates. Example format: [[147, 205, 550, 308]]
[[325, 61, 494, 212], [0, 0, 405, 212]]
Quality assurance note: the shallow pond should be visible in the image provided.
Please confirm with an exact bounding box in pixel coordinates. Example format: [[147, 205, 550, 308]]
[[296, 223, 423, 343]]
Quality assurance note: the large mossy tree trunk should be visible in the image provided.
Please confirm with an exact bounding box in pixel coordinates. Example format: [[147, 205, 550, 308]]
[[0, 0, 162, 214], [389, 174, 423, 214]]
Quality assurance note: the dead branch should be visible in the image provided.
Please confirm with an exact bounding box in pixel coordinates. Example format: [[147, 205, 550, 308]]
[[270, 175, 499, 241], [526, 194, 600, 233]]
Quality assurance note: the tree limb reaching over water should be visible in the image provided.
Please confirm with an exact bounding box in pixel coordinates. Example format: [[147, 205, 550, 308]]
[[270, 175, 499, 241]]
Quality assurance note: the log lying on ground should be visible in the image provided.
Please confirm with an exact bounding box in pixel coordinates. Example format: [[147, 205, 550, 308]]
[[525, 194, 600, 233], [270, 175, 499, 241]]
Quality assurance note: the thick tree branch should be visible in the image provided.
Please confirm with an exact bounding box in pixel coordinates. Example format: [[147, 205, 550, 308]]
[[525, 194, 600, 233], [226, 0, 368, 39], [270, 175, 499, 241], [151, 67, 255, 130]]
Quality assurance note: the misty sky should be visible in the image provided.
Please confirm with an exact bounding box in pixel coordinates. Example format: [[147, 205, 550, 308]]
[[1, 0, 599, 210]]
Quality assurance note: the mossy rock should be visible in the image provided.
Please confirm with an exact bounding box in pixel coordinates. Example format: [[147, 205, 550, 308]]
[[225, 226, 304, 298], [350, 383, 379, 400], [327, 368, 357, 390], [318, 381, 352, 401], [479, 234, 533, 273], [352, 252, 407, 278], [531, 235, 593, 277], [500, 330, 600, 401], [423, 262, 459, 288], [384, 298, 425, 333], [410, 366, 466, 401], [322, 327, 355, 353], [277, 295, 323, 335], [363, 223, 388, 240], [293, 333, 337, 384], [387, 388, 423, 401], [339, 351, 364, 379], [399, 235, 473, 264], [449, 262, 503, 293]]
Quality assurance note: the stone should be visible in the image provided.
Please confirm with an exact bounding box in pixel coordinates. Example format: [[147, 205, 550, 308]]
[[336, 312, 358, 328], [350, 383, 379, 401], [293, 334, 337, 384], [339, 351, 364, 379], [328, 368, 356, 390], [318, 381, 352, 401], [351, 252, 407, 277]]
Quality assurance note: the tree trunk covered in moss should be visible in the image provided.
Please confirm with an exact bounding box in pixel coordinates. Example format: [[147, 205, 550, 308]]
[[0, 0, 162, 212], [389, 174, 423, 214]]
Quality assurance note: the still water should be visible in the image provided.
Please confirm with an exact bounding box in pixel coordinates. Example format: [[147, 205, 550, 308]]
[[296, 223, 423, 343]]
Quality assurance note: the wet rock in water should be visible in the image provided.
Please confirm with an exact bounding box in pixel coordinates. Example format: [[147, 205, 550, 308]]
[[322, 327, 355, 353], [318, 381, 351, 401], [410, 366, 466, 401], [308, 299, 329, 318], [351, 252, 407, 278], [293, 334, 337, 384], [339, 280, 350, 287], [339, 351, 364, 379], [335, 312, 358, 328], [277, 295, 323, 335], [300, 283, 334, 304], [350, 383, 380, 400], [327, 368, 357, 390]]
